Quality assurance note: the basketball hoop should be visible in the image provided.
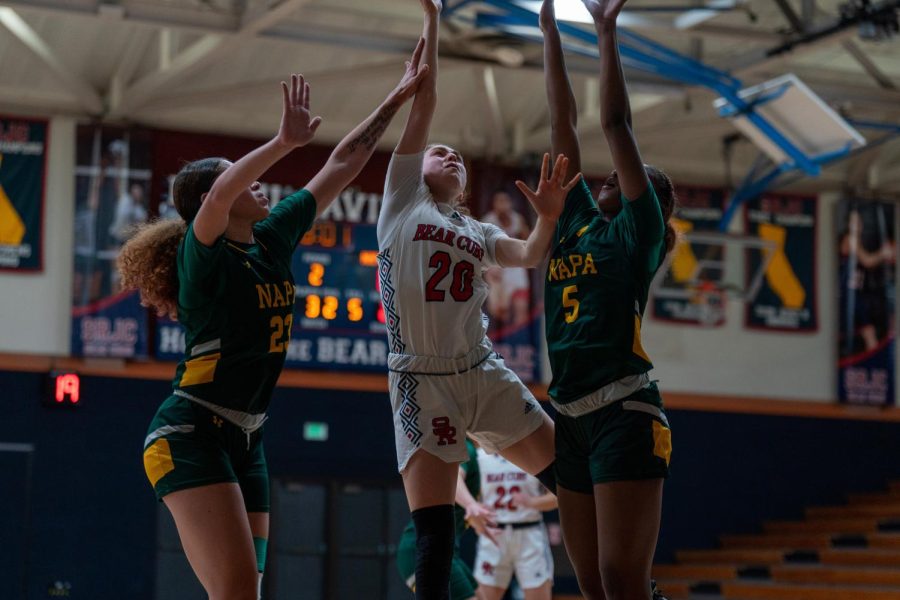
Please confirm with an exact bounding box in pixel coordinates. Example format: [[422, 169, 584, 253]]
[[691, 280, 727, 327]]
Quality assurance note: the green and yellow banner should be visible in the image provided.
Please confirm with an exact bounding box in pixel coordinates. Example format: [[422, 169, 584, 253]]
[[0, 117, 47, 271], [744, 193, 817, 332]]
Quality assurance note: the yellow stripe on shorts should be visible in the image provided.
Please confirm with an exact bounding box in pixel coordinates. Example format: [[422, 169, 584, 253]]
[[652, 420, 672, 465], [179, 352, 221, 386], [632, 315, 650, 362], [143, 438, 175, 487]]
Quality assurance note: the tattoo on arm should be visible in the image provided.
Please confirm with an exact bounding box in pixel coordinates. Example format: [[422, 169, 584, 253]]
[[347, 102, 399, 153]]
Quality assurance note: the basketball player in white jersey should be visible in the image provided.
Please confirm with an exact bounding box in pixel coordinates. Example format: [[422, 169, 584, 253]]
[[377, 2, 580, 598], [475, 448, 557, 600]]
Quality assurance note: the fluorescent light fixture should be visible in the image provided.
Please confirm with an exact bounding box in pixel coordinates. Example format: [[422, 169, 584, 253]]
[[513, 0, 650, 28], [513, 0, 742, 30]]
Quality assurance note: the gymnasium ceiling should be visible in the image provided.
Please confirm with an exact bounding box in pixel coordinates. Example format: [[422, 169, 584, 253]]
[[0, 0, 899, 193]]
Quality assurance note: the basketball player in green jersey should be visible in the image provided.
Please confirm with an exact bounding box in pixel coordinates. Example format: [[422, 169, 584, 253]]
[[540, 1, 676, 599], [118, 47, 429, 600], [397, 440, 498, 600]]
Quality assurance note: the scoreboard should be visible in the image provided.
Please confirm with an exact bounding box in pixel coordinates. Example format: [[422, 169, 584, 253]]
[[288, 221, 388, 370], [156, 220, 389, 372]]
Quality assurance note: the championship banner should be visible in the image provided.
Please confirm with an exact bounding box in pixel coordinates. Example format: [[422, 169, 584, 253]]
[[469, 160, 544, 383], [0, 116, 47, 272], [744, 193, 817, 332], [71, 126, 152, 358], [837, 199, 896, 406], [151, 129, 392, 373], [651, 186, 728, 326]]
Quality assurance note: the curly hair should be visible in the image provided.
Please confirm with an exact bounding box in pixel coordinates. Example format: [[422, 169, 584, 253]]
[[117, 219, 187, 320], [115, 158, 226, 321], [645, 165, 679, 254]]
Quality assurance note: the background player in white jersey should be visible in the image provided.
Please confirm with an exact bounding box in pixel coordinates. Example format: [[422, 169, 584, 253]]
[[377, 1, 580, 598], [475, 448, 557, 600]]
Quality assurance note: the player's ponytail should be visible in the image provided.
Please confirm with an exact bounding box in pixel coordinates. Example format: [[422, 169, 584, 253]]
[[117, 157, 227, 320], [645, 165, 678, 254], [172, 157, 226, 222], [117, 219, 186, 320]]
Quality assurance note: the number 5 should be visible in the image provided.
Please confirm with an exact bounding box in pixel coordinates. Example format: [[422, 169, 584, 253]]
[[563, 285, 579, 323]]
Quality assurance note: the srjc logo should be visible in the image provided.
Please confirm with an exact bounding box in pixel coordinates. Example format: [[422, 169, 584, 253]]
[[431, 416, 457, 446], [481, 562, 494, 576]]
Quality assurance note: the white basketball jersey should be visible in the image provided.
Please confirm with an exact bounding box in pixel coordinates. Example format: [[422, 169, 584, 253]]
[[377, 152, 505, 359], [477, 448, 543, 524]]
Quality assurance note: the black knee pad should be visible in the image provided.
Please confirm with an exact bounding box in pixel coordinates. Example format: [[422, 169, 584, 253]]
[[411, 504, 455, 600]]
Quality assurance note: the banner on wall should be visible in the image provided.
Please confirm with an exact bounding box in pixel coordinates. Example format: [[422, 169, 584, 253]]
[[837, 199, 896, 406], [651, 186, 728, 326], [744, 193, 817, 332], [71, 127, 152, 358], [470, 160, 545, 383], [0, 116, 47, 272]]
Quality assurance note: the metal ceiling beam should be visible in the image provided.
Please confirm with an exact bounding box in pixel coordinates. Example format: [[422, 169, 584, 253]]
[[523, 93, 672, 149], [112, 33, 225, 116], [107, 26, 155, 113], [475, 66, 506, 158], [136, 59, 431, 112], [0, 0, 238, 33], [773, 0, 806, 33], [841, 39, 898, 90], [0, 6, 104, 114], [114, 0, 314, 116]]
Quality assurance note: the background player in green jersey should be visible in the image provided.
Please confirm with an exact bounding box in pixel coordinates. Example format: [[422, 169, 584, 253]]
[[118, 49, 429, 600], [540, 0, 677, 599], [397, 440, 498, 600]]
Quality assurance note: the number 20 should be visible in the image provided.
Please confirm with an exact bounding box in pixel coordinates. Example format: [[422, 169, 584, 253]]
[[425, 251, 474, 302]]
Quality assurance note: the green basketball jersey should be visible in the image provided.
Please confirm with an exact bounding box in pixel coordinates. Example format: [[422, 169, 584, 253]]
[[455, 440, 481, 538], [171, 189, 316, 414], [544, 179, 666, 405]]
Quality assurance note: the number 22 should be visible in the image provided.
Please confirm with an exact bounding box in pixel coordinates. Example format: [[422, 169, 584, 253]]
[[493, 485, 522, 510]]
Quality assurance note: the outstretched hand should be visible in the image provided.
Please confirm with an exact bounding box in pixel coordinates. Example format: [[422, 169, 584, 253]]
[[515, 153, 582, 222], [419, 0, 442, 16], [581, 0, 628, 24], [540, 0, 557, 33], [278, 74, 323, 148], [391, 37, 431, 104], [465, 502, 501, 547]]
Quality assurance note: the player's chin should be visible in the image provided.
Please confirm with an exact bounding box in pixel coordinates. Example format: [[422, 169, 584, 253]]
[[251, 205, 270, 221]]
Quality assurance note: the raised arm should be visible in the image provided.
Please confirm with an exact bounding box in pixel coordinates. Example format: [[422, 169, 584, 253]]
[[193, 74, 321, 246], [540, 0, 582, 181], [305, 39, 430, 215], [395, 0, 441, 154], [495, 154, 581, 268], [510, 489, 558, 512], [584, 0, 648, 202]]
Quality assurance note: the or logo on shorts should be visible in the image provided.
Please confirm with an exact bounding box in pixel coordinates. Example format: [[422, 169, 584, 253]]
[[431, 416, 457, 446], [212, 416, 223, 428], [481, 561, 494, 576]]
